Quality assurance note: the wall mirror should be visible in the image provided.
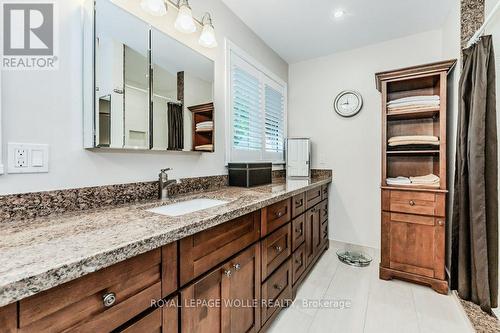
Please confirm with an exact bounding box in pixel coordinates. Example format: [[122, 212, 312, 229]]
[[84, 0, 215, 152]]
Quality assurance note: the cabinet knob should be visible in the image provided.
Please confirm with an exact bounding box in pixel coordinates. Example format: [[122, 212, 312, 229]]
[[223, 269, 232, 278], [295, 227, 303, 235], [274, 245, 282, 253], [296, 199, 303, 206], [437, 220, 444, 226], [276, 211, 284, 218], [295, 259, 303, 266], [409, 200, 416, 206], [102, 292, 116, 307], [233, 263, 241, 271], [273, 284, 283, 291]]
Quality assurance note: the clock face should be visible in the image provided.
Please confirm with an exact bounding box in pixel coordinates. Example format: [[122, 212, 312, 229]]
[[334, 90, 363, 117]]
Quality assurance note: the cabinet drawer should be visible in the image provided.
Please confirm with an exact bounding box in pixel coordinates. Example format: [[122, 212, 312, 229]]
[[19, 250, 162, 333], [382, 189, 445, 217], [119, 308, 162, 333], [180, 210, 261, 286], [291, 214, 305, 251], [262, 198, 291, 236], [306, 187, 322, 210], [321, 184, 329, 201], [291, 193, 306, 218], [261, 223, 292, 280], [261, 259, 292, 326], [292, 243, 306, 285]]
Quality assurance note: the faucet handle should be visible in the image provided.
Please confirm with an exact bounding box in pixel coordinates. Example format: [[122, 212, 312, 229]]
[[161, 168, 172, 173]]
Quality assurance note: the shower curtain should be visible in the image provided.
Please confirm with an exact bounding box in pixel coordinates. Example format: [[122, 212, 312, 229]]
[[451, 35, 498, 313], [167, 102, 184, 151]]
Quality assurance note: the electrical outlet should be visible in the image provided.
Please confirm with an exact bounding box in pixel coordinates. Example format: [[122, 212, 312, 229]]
[[8, 143, 49, 174], [15, 148, 28, 168]]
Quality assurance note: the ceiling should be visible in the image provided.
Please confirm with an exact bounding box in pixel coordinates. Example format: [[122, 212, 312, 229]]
[[221, 0, 455, 63]]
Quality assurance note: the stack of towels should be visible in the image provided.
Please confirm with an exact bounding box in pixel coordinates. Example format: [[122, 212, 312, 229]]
[[196, 121, 213, 132], [195, 144, 213, 151], [387, 95, 440, 113], [388, 135, 440, 150], [386, 174, 440, 188]]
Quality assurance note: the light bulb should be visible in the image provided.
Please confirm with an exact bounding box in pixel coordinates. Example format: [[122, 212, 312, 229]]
[[140, 0, 167, 16], [175, 4, 196, 33], [199, 22, 217, 48]]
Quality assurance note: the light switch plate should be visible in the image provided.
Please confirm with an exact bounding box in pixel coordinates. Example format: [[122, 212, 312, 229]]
[[8, 143, 49, 174]]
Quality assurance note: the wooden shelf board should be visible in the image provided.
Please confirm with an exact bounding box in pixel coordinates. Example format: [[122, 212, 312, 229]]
[[387, 107, 440, 120], [195, 129, 213, 133], [386, 150, 440, 155], [381, 185, 448, 193]]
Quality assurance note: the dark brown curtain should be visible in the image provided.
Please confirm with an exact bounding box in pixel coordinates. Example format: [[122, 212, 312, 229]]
[[167, 102, 184, 151], [451, 35, 498, 314]]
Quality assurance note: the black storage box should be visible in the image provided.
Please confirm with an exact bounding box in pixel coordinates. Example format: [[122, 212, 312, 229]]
[[228, 163, 272, 187]]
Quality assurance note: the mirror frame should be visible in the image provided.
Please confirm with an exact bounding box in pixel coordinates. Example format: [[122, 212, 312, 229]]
[[83, 0, 215, 153]]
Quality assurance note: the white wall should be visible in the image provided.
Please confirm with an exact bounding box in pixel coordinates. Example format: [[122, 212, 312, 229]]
[[0, 0, 288, 195], [288, 30, 445, 249]]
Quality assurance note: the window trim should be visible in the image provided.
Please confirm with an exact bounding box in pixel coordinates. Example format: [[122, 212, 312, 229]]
[[224, 39, 288, 165]]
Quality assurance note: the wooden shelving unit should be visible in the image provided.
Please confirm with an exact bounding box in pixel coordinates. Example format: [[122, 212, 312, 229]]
[[188, 102, 214, 152], [376, 59, 456, 294]]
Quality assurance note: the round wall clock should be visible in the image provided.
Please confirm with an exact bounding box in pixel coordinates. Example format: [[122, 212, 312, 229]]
[[334, 90, 363, 117]]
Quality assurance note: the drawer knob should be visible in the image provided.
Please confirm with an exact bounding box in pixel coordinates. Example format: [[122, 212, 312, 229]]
[[437, 220, 444, 226], [296, 199, 303, 206], [233, 263, 241, 271], [409, 200, 416, 206], [295, 259, 303, 265], [223, 269, 232, 278], [295, 227, 303, 235], [273, 284, 283, 291], [274, 245, 282, 253], [276, 211, 284, 218], [102, 292, 116, 307]]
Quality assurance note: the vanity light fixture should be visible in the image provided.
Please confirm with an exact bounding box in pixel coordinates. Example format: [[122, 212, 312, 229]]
[[174, 0, 197, 34], [140, 0, 168, 16], [198, 13, 218, 48]]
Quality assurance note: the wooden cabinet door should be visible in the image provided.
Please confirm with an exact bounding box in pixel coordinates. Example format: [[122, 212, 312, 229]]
[[381, 212, 445, 280], [223, 244, 260, 333], [181, 266, 223, 333], [304, 207, 320, 267], [181, 245, 260, 333]]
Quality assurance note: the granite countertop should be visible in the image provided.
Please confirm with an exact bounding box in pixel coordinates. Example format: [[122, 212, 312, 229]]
[[0, 176, 332, 307]]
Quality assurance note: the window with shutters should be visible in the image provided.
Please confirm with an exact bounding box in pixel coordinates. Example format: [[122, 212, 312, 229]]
[[227, 43, 287, 163]]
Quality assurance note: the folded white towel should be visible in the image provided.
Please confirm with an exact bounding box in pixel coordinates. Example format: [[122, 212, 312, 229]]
[[410, 174, 440, 184], [388, 136, 439, 143], [196, 121, 213, 127], [386, 176, 411, 185], [388, 95, 440, 106]]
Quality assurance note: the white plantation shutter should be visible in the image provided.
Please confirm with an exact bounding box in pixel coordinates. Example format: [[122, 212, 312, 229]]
[[229, 50, 287, 163], [264, 82, 285, 160]]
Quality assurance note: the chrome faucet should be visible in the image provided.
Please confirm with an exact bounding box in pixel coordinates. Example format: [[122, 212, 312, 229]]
[[159, 168, 178, 200]]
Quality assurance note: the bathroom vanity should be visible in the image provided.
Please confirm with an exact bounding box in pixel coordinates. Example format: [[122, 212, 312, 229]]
[[0, 177, 331, 332]]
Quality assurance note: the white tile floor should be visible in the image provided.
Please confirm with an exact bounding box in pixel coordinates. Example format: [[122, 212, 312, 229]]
[[268, 241, 474, 333]]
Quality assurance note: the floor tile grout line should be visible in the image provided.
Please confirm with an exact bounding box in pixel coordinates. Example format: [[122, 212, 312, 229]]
[[410, 286, 423, 333], [361, 265, 377, 333]]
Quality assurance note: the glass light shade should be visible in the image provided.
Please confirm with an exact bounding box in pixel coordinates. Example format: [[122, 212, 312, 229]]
[[140, 0, 167, 16], [174, 5, 196, 34], [199, 24, 217, 48]]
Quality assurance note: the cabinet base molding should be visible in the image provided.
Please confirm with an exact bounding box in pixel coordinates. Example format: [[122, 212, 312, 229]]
[[379, 266, 448, 295]]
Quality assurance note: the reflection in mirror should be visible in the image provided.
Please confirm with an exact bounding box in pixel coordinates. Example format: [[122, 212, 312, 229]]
[[95, 0, 150, 149], [151, 28, 214, 151]]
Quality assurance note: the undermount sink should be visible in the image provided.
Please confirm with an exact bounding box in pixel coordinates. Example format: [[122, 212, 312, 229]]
[[146, 199, 229, 217]]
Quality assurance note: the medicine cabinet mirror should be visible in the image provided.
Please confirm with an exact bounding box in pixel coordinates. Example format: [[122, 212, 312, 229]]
[[84, 0, 215, 152]]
